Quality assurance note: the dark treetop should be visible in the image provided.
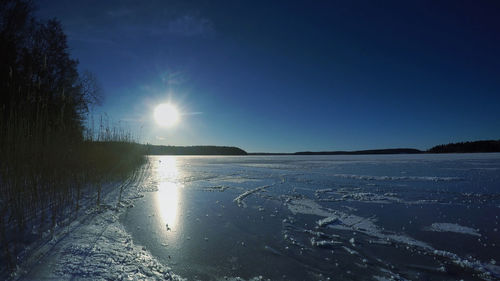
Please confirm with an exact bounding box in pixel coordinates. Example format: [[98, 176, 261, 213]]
[[428, 140, 500, 153]]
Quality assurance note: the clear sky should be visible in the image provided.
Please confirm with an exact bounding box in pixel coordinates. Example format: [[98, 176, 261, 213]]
[[36, 0, 500, 153]]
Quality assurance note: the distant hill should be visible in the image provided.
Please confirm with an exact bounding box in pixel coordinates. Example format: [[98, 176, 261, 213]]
[[294, 148, 422, 155], [143, 140, 500, 156], [145, 145, 247, 155], [428, 140, 500, 153], [249, 148, 422, 155]]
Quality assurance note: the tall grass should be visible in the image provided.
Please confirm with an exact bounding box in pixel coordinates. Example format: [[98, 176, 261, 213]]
[[0, 101, 145, 271], [0, 0, 146, 273]]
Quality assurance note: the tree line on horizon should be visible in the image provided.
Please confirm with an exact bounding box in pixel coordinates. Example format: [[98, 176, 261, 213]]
[[428, 140, 500, 153], [140, 140, 500, 156], [247, 140, 500, 155], [145, 144, 247, 155]]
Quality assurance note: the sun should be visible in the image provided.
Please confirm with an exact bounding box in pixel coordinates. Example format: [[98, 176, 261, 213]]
[[154, 103, 180, 127]]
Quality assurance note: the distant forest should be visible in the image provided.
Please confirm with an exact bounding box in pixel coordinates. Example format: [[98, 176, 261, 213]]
[[248, 141, 500, 155], [294, 148, 422, 155], [143, 141, 500, 156], [145, 145, 247, 155], [428, 140, 500, 153]]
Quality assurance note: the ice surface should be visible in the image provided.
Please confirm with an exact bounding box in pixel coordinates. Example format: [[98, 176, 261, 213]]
[[13, 154, 500, 281], [286, 198, 332, 217], [285, 196, 500, 278], [340, 192, 402, 203], [288, 198, 432, 249], [223, 277, 271, 281], [332, 174, 462, 181], [310, 237, 341, 247], [425, 222, 482, 236], [233, 184, 274, 207], [317, 216, 340, 227], [201, 185, 230, 192], [373, 268, 411, 281], [342, 246, 358, 255]]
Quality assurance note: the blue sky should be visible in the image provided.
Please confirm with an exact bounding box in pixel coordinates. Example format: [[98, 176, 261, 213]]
[[36, 0, 500, 152]]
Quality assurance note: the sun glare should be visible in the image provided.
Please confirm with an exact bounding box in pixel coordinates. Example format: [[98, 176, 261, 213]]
[[154, 103, 180, 127], [155, 156, 180, 231]]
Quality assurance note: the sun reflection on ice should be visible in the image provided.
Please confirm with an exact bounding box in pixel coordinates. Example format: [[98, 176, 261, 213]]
[[154, 156, 181, 231]]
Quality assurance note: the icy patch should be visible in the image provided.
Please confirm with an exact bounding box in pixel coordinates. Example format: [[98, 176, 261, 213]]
[[425, 223, 481, 237], [216, 176, 259, 183], [384, 234, 431, 250], [288, 198, 428, 249], [201, 185, 230, 192], [340, 192, 401, 204], [53, 213, 182, 280], [286, 198, 332, 217], [222, 276, 271, 281], [342, 246, 358, 255], [317, 216, 340, 227], [314, 188, 335, 195], [310, 237, 341, 248], [332, 174, 462, 181], [233, 184, 273, 207], [286, 197, 499, 279], [315, 187, 406, 205], [432, 249, 500, 278]]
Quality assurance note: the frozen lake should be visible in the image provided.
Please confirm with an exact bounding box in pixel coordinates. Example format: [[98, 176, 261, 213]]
[[121, 154, 500, 280]]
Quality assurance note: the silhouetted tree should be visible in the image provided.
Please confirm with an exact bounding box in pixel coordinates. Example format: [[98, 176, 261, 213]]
[[1, 0, 101, 142], [428, 140, 500, 153]]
